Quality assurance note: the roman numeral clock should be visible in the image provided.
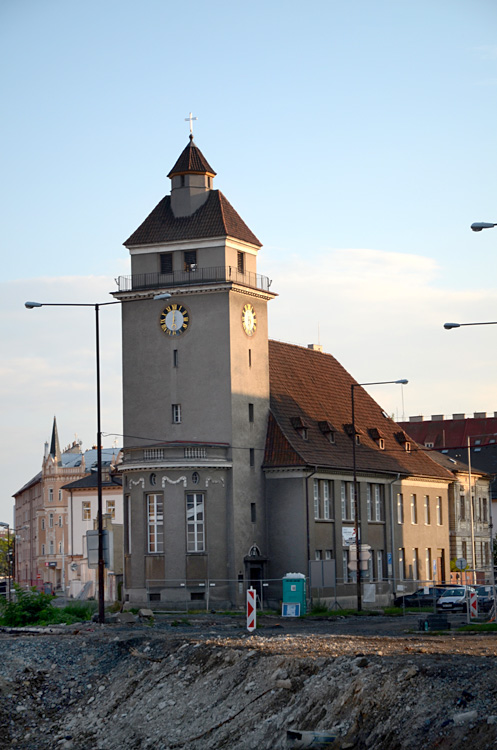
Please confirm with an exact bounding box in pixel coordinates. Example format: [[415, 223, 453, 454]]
[[159, 303, 190, 336]]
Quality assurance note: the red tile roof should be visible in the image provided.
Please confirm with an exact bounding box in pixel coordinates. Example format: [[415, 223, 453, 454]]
[[264, 340, 453, 480], [167, 136, 216, 177], [124, 190, 262, 248], [398, 416, 497, 450]]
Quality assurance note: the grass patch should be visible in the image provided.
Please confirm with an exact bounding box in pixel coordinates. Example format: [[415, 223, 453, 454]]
[[457, 622, 497, 632], [0, 586, 96, 627]]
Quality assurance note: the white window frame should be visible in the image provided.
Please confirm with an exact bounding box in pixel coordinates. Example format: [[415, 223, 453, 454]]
[[437, 496, 443, 525], [49, 513, 54, 528], [411, 494, 417, 525], [366, 484, 372, 521], [399, 548, 405, 580], [323, 481, 330, 520], [49, 540, 54, 555], [412, 548, 419, 581], [374, 485, 382, 522], [376, 550, 384, 581], [397, 493, 404, 524], [106, 500, 116, 519], [186, 493, 205, 553], [172, 404, 182, 423], [313, 479, 320, 519], [426, 548, 432, 581], [424, 495, 430, 525], [341, 482, 346, 520], [82, 502, 91, 521], [49, 488, 53, 502], [147, 493, 164, 554]]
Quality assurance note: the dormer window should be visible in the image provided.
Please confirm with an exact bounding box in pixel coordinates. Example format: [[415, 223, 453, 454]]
[[344, 423, 362, 445], [395, 431, 411, 452], [368, 427, 385, 449], [291, 416, 309, 440], [318, 420, 335, 444]]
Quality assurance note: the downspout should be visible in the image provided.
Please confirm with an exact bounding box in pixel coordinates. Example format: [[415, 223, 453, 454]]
[[304, 467, 318, 607], [389, 474, 401, 598]]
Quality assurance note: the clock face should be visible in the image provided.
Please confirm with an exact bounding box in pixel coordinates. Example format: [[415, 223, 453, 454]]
[[160, 304, 190, 336], [242, 303, 257, 336]]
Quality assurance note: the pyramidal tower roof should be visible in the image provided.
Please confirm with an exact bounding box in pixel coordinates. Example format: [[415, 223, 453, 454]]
[[167, 135, 216, 178]]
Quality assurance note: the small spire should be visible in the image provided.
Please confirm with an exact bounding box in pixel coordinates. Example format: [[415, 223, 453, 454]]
[[49, 416, 62, 466]]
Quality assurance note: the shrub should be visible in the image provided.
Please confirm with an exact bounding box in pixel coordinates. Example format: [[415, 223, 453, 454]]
[[0, 586, 97, 627]]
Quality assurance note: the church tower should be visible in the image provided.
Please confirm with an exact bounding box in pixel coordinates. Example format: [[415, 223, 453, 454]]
[[114, 134, 276, 608]]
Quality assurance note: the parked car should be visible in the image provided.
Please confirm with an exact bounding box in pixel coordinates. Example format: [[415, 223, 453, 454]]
[[436, 586, 476, 613], [476, 585, 495, 613], [393, 586, 450, 608]]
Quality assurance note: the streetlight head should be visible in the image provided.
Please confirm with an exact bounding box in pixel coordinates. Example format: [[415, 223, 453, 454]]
[[0, 522, 8, 528], [395, 379, 408, 385], [153, 293, 172, 301], [471, 222, 496, 232], [444, 322, 460, 330], [25, 301, 42, 308]]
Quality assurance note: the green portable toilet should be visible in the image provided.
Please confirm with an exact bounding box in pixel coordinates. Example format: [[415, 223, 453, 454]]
[[282, 573, 307, 615]]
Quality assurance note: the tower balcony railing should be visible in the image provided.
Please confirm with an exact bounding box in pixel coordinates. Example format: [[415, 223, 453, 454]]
[[115, 266, 272, 293]]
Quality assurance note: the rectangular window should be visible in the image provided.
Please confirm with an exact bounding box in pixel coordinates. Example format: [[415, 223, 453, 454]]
[[426, 548, 432, 580], [315, 549, 322, 560], [459, 495, 466, 521], [41, 518, 45, 531], [483, 498, 488, 523], [251, 503, 256, 523], [399, 548, 405, 580], [411, 494, 417, 524], [350, 483, 355, 521], [173, 349, 179, 367], [462, 540, 467, 560], [49, 513, 54, 528], [172, 404, 182, 423], [323, 482, 330, 520], [147, 494, 164, 553], [82, 502, 91, 521], [184, 250, 197, 271], [325, 549, 333, 560], [58, 541, 62, 554], [249, 448, 255, 467], [341, 482, 346, 520], [186, 493, 205, 552], [248, 349, 252, 367], [49, 488, 53, 502], [376, 550, 384, 581], [374, 485, 383, 522], [366, 484, 372, 521], [106, 500, 115, 519], [237, 251, 245, 273], [58, 489, 62, 502], [437, 496, 443, 525], [313, 479, 320, 519], [424, 495, 430, 525], [248, 403, 254, 423], [342, 550, 349, 583], [126, 495, 132, 555], [412, 548, 419, 581], [160, 253, 173, 274], [397, 493, 404, 524], [49, 541, 54, 555], [41, 544, 45, 556], [58, 516, 62, 527]]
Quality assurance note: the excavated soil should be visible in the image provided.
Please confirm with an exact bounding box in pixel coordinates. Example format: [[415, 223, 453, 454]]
[[1, 613, 497, 749]]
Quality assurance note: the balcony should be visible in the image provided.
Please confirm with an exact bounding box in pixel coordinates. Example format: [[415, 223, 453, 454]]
[[115, 266, 272, 294]]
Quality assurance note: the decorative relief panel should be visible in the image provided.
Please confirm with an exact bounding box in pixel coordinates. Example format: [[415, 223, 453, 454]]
[[129, 477, 145, 488], [161, 476, 187, 488], [205, 477, 225, 487]]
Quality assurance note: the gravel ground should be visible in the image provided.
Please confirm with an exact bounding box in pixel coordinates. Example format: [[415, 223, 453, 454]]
[[1, 613, 497, 749]]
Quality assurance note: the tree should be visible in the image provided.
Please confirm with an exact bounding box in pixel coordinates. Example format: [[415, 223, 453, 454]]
[[0, 536, 14, 579]]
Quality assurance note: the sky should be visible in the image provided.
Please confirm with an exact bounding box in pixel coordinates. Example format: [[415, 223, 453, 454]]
[[1, 0, 497, 524]]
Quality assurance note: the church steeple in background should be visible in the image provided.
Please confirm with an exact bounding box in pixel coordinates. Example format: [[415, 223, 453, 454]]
[[49, 416, 62, 466]]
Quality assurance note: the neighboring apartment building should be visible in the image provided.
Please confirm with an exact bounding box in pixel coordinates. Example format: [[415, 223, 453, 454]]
[[429, 451, 492, 582], [399, 412, 497, 540], [62, 471, 123, 601], [13, 418, 121, 594], [114, 134, 456, 610]]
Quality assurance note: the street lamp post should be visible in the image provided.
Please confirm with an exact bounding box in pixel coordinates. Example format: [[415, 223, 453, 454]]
[[351, 379, 408, 611], [25, 293, 170, 623]]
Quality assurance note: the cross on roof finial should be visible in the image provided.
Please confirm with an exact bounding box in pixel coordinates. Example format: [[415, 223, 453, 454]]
[[185, 112, 198, 138]]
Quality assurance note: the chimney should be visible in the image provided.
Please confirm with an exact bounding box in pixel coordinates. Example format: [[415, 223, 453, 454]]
[[307, 344, 323, 352]]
